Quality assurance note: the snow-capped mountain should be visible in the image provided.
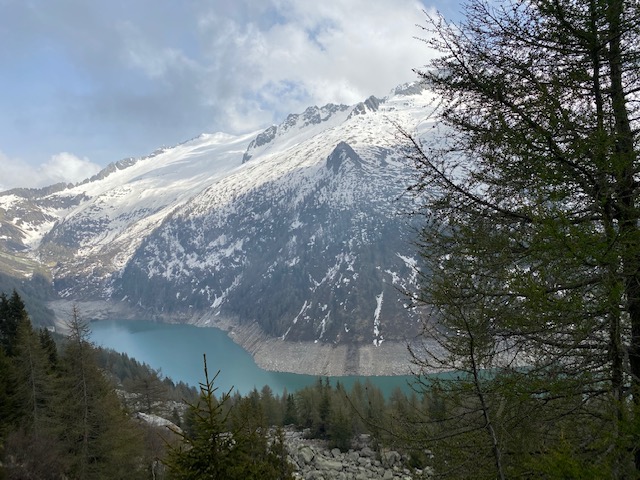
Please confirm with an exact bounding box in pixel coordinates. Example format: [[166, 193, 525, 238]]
[[0, 83, 434, 346]]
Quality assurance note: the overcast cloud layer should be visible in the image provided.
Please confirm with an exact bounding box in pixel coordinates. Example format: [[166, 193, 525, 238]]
[[0, 0, 456, 191]]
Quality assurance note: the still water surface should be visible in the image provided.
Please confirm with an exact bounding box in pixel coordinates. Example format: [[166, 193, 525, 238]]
[[89, 320, 416, 397]]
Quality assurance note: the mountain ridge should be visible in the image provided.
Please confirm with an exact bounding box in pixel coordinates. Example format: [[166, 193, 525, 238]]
[[0, 82, 434, 373]]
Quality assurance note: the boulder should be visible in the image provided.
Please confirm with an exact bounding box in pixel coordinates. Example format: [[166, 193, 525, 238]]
[[315, 456, 344, 472], [360, 446, 375, 458], [346, 451, 360, 463], [297, 445, 315, 465], [305, 471, 325, 480], [381, 449, 402, 468]]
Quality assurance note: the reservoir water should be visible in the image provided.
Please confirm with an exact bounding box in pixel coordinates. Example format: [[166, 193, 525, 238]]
[[89, 319, 416, 397]]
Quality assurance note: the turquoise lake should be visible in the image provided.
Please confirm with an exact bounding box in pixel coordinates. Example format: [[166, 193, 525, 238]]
[[89, 319, 417, 397]]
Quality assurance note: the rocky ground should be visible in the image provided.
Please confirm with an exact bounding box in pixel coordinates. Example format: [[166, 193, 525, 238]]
[[283, 429, 433, 480], [196, 311, 416, 376], [222, 321, 414, 376], [135, 408, 433, 480]]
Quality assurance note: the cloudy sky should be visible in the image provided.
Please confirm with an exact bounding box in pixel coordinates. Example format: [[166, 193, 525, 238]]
[[0, 0, 462, 191]]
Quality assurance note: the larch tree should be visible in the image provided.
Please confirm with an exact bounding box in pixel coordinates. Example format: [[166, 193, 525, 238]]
[[55, 306, 142, 479], [405, 0, 640, 477], [125, 368, 168, 414]]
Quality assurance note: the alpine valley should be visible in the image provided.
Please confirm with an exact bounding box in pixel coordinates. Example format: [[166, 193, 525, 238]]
[[0, 83, 435, 376]]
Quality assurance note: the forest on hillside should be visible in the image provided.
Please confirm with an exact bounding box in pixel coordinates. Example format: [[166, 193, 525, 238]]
[[0, 290, 435, 479]]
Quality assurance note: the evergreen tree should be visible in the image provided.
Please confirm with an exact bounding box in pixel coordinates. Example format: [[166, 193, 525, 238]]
[[165, 356, 294, 479], [226, 395, 292, 479], [0, 291, 62, 479], [348, 380, 368, 436], [38, 327, 58, 367], [164, 357, 236, 478], [0, 346, 16, 476], [295, 384, 322, 434], [327, 382, 353, 451], [260, 384, 281, 426], [282, 393, 298, 426], [406, 0, 640, 476], [317, 378, 331, 438], [3, 427, 64, 480], [11, 320, 55, 436], [55, 306, 142, 479], [0, 290, 29, 356]]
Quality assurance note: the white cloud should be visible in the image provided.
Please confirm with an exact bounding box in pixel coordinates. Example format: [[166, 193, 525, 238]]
[[0, 0, 442, 172], [194, 0, 438, 131], [41, 152, 103, 185], [117, 21, 199, 79], [0, 151, 102, 191]]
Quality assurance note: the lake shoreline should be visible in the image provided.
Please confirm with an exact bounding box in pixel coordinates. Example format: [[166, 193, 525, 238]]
[[48, 299, 416, 377]]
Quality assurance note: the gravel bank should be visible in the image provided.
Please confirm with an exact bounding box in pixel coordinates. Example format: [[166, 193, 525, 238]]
[[48, 300, 415, 376], [197, 313, 414, 376]]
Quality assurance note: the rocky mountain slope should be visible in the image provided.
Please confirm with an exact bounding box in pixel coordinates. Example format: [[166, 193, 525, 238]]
[[0, 83, 435, 365]]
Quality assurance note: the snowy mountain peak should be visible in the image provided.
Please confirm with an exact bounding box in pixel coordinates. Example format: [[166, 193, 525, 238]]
[[242, 102, 351, 163], [347, 95, 383, 119], [0, 84, 433, 347], [392, 81, 430, 97], [326, 142, 362, 174]]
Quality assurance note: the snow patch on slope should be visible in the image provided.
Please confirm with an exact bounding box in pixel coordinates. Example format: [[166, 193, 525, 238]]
[[373, 291, 384, 347]]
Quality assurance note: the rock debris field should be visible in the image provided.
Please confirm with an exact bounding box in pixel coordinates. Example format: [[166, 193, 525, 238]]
[[283, 429, 433, 480]]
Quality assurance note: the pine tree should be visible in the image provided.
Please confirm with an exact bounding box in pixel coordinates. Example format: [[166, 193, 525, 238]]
[[0, 290, 29, 356], [282, 393, 298, 426], [38, 327, 58, 367], [165, 355, 294, 479], [164, 356, 235, 478], [0, 345, 16, 475]]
